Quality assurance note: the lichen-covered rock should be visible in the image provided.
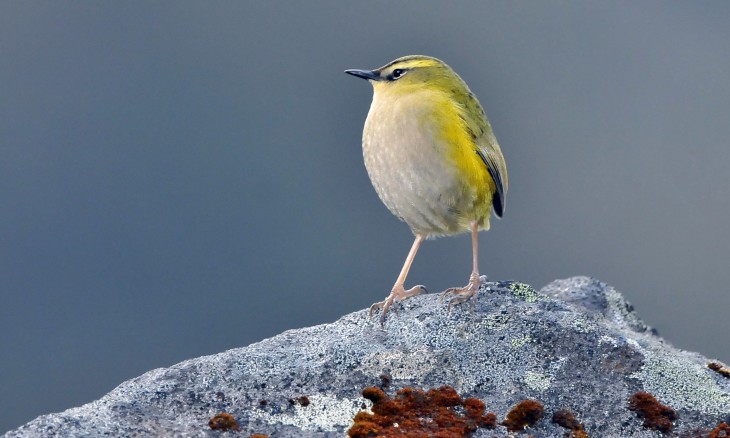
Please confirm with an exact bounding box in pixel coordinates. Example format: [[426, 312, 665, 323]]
[[5, 277, 730, 437]]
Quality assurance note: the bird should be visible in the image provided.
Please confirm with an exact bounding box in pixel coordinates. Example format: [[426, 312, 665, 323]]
[[345, 55, 508, 321]]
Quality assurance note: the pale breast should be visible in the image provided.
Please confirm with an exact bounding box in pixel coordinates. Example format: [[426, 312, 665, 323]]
[[362, 91, 473, 236]]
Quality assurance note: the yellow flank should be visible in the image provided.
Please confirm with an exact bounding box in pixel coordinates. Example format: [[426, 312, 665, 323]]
[[430, 91, 495, 229]]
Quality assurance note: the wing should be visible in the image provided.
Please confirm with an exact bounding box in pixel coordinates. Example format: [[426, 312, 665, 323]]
[[476, 138, 507, 218], [461, 92, 508, 218]]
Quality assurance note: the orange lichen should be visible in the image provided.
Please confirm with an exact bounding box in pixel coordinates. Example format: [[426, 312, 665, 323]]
[[628, 391, 677, 433], [708, 362, 730, 378], [347, 385, 496, 437], [502, 399, 545, 432], [208, 412, 239, 432], [552, 409, 590, 438], [250, 435, 269, 438], [710, 422, 730, 438]]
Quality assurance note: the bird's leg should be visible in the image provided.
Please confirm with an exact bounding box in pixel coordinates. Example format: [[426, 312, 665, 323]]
[[442, 222, 482, 310], [369, 234, 427, 323]]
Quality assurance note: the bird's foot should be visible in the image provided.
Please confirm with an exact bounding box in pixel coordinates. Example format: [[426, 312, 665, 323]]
[[441, 272, 482, 311], [369, 284, 427, 324]]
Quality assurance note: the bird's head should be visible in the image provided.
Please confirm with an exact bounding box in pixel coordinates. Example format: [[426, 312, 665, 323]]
[[345, 55, 466, 97]]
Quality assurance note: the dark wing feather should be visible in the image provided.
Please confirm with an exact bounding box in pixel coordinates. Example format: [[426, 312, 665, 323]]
[[477, 148, 506, 217]]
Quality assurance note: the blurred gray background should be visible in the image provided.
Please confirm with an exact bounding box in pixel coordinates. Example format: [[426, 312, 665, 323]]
[[2, 1, 729, 432]]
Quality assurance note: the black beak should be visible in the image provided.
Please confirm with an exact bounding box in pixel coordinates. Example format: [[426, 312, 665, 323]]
[[345, 69, 382, 81]]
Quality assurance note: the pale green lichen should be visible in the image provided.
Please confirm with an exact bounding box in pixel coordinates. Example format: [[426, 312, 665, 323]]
[[598, 335, 619, 348], [631, 347, 730, 415], [509, 282, 540, 303], [572, 317, 596, 333], [475, 312, 513, 331], [249, 394, 368, 431], [603, 282, 649, 332], [359, 348, 438, 380], [525, 371, 552, 392], [511, 334, 533, 348]]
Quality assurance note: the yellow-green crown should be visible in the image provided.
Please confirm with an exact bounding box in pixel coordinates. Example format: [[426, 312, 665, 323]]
[[347, 55, 469, 93]]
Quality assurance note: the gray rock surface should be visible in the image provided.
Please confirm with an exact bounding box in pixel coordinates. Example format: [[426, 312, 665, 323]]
[[5, 277, 730, 437]]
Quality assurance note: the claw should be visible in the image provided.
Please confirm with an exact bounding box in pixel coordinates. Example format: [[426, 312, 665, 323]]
[[442, 273, 482, 312], [369, 284, 426, 323]]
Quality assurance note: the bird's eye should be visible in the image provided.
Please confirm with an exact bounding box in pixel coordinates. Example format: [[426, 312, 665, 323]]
[[391, 68, 407, 80]]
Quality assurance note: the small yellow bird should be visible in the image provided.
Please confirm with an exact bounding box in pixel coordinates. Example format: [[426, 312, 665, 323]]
[[345, 55, 508, 321]]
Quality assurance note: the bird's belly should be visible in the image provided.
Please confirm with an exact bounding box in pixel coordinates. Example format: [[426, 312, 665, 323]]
[[363, 109, 478, 236]]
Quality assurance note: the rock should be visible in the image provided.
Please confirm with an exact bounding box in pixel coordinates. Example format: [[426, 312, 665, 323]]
[[4, 277, 730, 437]]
